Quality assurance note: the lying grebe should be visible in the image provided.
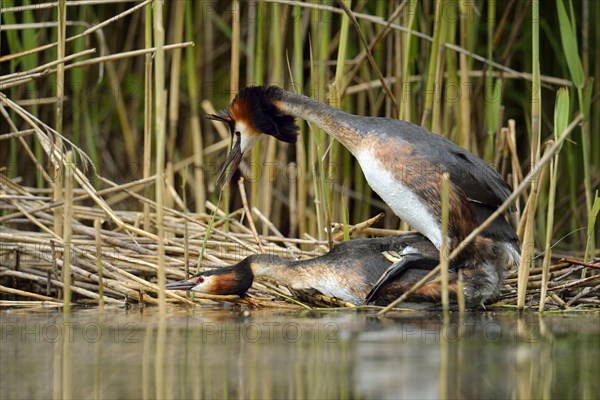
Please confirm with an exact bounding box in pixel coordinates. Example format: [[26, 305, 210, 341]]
[[166, 233, 502, 307]]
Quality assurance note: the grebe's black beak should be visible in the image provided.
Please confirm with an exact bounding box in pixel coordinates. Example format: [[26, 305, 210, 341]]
[[165, 279, 196, 291], [207, 112, 242, 191], [216, 138, 242, 190]]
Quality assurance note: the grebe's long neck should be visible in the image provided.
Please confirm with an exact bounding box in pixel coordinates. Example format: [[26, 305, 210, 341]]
[[275, 91, 363, 152], [245, 254, 369, 304]]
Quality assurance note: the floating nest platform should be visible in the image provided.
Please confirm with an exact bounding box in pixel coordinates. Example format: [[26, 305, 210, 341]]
[[1, 173, 599, 312]]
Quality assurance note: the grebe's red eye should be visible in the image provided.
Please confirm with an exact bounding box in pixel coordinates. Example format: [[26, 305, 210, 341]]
[[198, 276, 204, 283]]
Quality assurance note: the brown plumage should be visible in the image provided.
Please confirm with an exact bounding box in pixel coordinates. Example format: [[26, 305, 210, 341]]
[[167, 233, 503, 308]]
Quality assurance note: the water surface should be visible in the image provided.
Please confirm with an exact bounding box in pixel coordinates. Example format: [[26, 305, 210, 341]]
[[1, 306, 598, 399]]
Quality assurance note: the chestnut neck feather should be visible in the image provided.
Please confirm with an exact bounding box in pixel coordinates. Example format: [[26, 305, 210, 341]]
[[204, 262, 254, 296]]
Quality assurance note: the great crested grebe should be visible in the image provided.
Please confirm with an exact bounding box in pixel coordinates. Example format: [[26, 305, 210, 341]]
[[166, 233, 502, 307], [209, 86, 520, 285]]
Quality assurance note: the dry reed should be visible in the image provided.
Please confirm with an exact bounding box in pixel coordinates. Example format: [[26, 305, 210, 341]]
[[1, 0, 598, 314]]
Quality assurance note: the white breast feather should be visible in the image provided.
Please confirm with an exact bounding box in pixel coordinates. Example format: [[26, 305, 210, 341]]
[[288, 276, 362, 305], [356, 148, 443, 249]]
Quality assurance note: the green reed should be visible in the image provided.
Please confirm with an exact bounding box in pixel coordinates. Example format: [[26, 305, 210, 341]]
[[1, 0, 598, 272]]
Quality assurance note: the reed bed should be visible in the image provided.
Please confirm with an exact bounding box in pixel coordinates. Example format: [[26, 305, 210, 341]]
[[1, 170, 598, 311], [1, 0, 598, 313], [0, 171, 378, 309]]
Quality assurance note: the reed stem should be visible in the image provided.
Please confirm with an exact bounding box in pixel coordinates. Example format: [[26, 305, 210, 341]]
[[184, 1, 205, 213], [94, 218, 105, 311], [53, 0, 66, 238], [143, 2, 153, 231], [153, 0, 167, 316], [62, 150, 73, 314], [440, 173, 450, 321]]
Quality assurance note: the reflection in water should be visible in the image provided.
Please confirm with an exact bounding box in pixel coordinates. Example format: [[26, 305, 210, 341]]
[[141, 322, 153, 400], [61, 315, 72, 400], [154, 318, 166, 400], [1, 307, 599, 399], [438, 324, 449, 400], [52, 327, 61, 400], [94, 318, 102, 400]]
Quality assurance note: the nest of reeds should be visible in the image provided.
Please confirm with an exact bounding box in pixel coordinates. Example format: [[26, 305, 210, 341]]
[[1, 1, 599, 313], [1, 159, 598, 311]]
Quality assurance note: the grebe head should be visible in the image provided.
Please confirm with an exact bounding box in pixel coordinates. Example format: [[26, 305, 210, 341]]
[[165, 259, 254, 296], [209, 86, 298, 189]]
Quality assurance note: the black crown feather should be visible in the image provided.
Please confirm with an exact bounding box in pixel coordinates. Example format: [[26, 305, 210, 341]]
[[235, 86, 299, 144]]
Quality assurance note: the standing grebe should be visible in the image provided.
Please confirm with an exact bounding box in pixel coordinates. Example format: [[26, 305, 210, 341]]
[[209, 86, 520, 285], [166, 233, 501, 307]]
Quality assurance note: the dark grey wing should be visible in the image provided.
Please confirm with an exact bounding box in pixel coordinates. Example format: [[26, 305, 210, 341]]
[[314, 233, 440, 284], [402, 121, 513, 210], [435, 145, 519, 242], [316, 236, 409, 284], [365, 254, 440, 304], [442, 146, 513, 210], [411, 130, 519, 243]]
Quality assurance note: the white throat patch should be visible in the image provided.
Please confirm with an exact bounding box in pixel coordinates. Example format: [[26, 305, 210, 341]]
[[236, 121, 261, 154]]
